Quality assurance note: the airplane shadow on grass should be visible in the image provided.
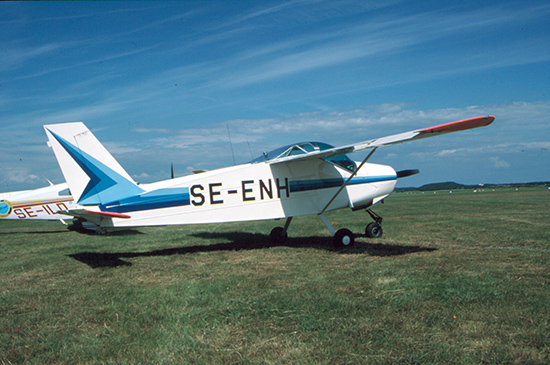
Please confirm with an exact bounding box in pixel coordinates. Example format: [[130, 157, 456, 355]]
[[2, 229, 70, 235], [68, 231, 436, 269]]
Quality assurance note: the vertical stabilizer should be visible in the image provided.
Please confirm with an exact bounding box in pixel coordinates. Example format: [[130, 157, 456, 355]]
[[44, 122, 143, 206]]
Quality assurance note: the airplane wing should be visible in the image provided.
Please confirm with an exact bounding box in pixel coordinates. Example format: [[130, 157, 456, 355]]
[[269, 115, 495, 164]]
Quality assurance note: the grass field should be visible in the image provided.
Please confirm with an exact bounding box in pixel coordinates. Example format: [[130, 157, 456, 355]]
[[1, 187, 549, 364]]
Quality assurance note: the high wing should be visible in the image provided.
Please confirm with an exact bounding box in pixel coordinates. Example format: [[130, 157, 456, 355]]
[[268, 116, 495, 164]]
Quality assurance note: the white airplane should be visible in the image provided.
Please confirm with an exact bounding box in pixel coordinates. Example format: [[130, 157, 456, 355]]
[[44, 116, 494, 246], [0, 182, 75, 223]]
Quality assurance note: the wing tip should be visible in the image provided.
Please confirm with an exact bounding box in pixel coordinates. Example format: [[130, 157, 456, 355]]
[[418, 115, 495, 134]]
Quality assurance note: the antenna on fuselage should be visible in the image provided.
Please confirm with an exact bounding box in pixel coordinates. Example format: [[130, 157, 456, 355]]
[[246, 139, 254, 160], [227, 124, 236, 165]]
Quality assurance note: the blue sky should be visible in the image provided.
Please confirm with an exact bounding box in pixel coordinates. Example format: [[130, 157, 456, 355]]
[[1, 0, 549, 191]]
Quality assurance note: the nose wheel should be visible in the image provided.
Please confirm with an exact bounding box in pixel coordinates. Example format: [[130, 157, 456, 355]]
[[365, 222, 383, 238], [365, 209, 383, 238], [319, 210, 385, 248]]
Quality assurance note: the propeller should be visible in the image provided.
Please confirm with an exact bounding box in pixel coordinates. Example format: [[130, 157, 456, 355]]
[[396, 169, 419, 178]]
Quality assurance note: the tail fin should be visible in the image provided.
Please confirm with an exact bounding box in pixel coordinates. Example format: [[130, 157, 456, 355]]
[[44, 122, 143, 206]]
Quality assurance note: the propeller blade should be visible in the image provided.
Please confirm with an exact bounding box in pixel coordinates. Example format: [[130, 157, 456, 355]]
[[396, 169, 419, 178]]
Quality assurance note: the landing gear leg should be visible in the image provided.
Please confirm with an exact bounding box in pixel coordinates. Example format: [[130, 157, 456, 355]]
[[319, 214, 355, 248], [365, 209, 383, 238], [270, 217, 292, 244], [68, 218, 85, 233]]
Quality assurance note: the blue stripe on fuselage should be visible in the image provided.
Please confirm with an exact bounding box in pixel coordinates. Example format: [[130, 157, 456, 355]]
[[289, 175, 396, 193], [100, 187, 190, 213]]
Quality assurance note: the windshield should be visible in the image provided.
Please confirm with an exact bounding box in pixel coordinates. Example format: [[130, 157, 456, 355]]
[[250, 141, 356, 172]]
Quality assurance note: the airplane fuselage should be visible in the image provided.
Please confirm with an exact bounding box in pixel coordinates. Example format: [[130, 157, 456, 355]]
[[0, 183, 76, 221], [85, 159, 396, 230]]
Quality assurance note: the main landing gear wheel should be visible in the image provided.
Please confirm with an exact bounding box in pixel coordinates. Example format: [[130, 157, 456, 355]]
[[365, 222, 383, 238], [270, 226, 288, 244], [334, 228, 355, 248]]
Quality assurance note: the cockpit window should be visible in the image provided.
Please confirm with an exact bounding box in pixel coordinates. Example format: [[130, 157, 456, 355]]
[[250, 141, 356, 172], [289, 146, 306, 156], [288, 143, 316, 156]]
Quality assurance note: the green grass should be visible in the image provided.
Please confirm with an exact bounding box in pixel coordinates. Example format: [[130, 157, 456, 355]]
[[1, 188, 549, 364]]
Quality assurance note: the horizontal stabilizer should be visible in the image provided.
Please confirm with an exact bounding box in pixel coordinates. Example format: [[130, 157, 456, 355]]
[[57, 208, 131, 228], [83, 210, 131, 219]]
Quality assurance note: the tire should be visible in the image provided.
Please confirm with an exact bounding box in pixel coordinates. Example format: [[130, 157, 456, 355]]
[[270, 226, 288, 244], [365, 222, 383, 238], [334, 228, 354, 248]]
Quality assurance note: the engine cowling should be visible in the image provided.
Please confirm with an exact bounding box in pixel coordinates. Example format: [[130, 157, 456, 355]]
[[346, 162, 397, 210]]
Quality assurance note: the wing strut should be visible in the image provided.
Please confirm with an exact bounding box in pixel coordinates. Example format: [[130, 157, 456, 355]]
[[320, 148, 378, 214]]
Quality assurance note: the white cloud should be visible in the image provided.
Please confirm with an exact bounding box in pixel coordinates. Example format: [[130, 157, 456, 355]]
[[197, 4, 550, 90], [0, 167, 45, 189], [126, 101, 550, 156], [132, 172, 151, 180], [490, 156, 511, 168], [0, 43, 70, 71], [1, 100, 548, 190], [102, 142, 142, 155], [438, 150, 457, 156]]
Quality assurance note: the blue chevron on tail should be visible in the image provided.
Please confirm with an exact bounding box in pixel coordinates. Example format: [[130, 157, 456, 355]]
[[45, 123, 144, 206]]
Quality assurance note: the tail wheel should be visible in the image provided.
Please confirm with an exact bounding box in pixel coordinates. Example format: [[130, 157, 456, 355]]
[[270, 226, 288, 244], [365, 222, 383, 238], [334, 228, 354, 248]]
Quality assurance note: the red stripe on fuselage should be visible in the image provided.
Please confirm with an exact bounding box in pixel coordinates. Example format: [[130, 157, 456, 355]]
[[12, 199, 73, 209]]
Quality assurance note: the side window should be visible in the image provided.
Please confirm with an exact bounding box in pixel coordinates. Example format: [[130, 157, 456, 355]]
[[325, 155, 356, 172], [58, 188, 71, 196]]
